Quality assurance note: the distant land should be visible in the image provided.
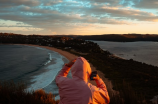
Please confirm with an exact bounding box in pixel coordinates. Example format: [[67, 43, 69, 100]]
[[55, 34, 158, 42], [1, 33, 158, 42]]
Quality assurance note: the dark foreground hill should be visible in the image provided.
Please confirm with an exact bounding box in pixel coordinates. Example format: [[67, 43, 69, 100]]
[[0, 33, 158, 104]]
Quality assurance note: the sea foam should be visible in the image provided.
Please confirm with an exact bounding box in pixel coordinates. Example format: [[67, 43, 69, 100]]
[[26, 49, 65, 93]]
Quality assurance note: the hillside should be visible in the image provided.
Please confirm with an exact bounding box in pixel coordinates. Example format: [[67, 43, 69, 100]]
[[0, 33, 158, 103]]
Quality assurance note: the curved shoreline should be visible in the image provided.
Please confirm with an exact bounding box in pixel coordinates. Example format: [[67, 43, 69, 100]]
[[15, 44, 116, 93], [1, 36, 158, 103]]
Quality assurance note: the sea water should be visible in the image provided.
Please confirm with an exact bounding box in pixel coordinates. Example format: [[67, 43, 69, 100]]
[[0, 44, 70, 100], [93, 41, 158, 67]]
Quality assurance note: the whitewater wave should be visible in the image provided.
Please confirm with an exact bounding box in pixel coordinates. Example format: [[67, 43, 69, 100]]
[[43, 53, 52, 65], [26, 52, 65, 92], [36, 47, 46, 50]]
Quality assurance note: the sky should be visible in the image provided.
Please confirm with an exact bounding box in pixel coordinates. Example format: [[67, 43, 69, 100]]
[[0, 0, 158, 35]]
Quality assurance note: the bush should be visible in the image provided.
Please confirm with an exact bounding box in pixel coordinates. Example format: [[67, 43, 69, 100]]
[[109, 81, 148, 104], [0, 81, 59, 104]]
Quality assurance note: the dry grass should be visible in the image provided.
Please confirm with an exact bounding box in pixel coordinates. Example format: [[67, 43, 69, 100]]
[[0, 81, 59, 104], [0, 80, 155, 104], [108, 81, 150, 104]]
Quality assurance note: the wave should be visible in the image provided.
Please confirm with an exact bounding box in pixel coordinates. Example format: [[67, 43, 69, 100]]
[[26, 54, 64, 92], [35, 47, 47, 50], [29, 46, 54, 66], [43, 53, 52, 65]]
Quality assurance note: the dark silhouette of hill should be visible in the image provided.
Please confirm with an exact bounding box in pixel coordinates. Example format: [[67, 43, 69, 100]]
[[55, 34, 158, 42]]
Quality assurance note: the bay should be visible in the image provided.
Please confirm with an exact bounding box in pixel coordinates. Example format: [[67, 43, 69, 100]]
[[93, 41, 158, 67]]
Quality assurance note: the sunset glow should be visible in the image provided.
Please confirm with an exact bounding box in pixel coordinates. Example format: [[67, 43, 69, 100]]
[[0, 0, 158, 35]]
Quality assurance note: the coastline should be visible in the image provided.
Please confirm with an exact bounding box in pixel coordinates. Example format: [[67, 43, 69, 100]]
[[16, 44, 116, 93], [1, 34, 158, 103], [94, 41, 158, 67]]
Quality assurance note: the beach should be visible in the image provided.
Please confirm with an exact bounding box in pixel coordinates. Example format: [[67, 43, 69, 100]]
[[1, 36, 158, 103], [21, 44, 115, 93], [0, 44, 115, 100]]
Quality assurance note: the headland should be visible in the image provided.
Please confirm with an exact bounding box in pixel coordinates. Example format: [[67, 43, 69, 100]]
[[1, 33, 158, 103]]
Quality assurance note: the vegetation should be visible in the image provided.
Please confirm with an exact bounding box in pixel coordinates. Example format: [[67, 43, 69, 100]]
[[55, 34, 158, 42], [0, 80, 147, 104], [0, 33, 158, 103], [77, 34, 158, 42], [0, 81, 59, 104]]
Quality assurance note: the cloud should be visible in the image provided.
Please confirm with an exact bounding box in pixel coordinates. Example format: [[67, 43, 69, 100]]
[[134, 0, 158, 9], [79, 0, 120, 6], [0, 25, 31, 27], [0, 26, 31, 27], [0, 11, 130, 31], [41, 0, 63, 6], [0, 0, 157, 24], [97, 6, 158, 21], [0, 0, 40, 8], [0, 0, 158, 35], [121, 0, 158, 9], [56, 3, 158, 22]]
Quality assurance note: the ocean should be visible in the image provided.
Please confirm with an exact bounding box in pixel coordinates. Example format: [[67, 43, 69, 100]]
[[93, 41, 158, 67], [0, 44, 70, 100]]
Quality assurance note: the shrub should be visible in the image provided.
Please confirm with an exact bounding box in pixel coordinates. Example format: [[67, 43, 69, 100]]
[[0, 81, 59, 104]]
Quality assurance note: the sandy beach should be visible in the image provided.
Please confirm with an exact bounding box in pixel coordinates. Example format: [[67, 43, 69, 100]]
[[18, 44, 115, 93]]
